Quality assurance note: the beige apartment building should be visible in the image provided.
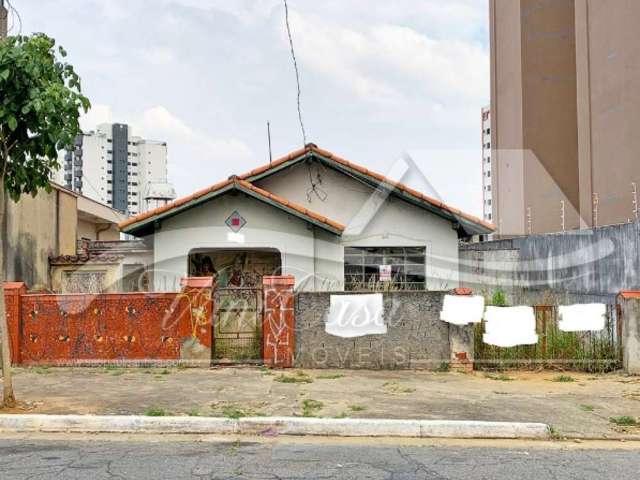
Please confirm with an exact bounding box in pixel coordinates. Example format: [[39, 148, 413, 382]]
[[489, 0, 640, 236]]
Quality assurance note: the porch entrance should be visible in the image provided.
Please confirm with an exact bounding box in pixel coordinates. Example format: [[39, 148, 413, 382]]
[[188, 248, 281, 364]]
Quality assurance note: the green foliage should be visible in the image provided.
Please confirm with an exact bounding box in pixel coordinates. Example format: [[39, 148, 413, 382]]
[[274, 371, 314, 384], [221, 406, 247, 419], [610, 416, 637, 426], [144, 407, 168, 417], [474, 308, 621, 373], [301, 399, 323, 417], [552, 375, 575, 383], [435, 362, 450, 373], [348, 404, 366, 412], [0, 34, 89, 200], [485, 373, 514, 382], [316, 373, 344, 380], [490, 289, 507, 306]]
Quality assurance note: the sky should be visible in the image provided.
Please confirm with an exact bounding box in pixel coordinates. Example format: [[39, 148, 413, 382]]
[[15, 0, 489, 216]]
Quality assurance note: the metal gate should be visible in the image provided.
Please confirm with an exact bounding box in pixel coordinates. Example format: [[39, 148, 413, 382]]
[[212, 287, 263, 364], [474, 304, 623, 372]]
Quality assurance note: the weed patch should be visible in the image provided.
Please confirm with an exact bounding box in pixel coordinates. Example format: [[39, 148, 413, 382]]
[[301, 399, 324, 417], [382, 382, 415, 394], [435, 362, 450, 373], [348, 404, 367, 412], [485, 373, 514, 382], [316, 373, 344, 380], [274, 371, 313, 384], [144, 407, 168, 417], [610, 416, 638, 426], [552, 375, 575, 383]]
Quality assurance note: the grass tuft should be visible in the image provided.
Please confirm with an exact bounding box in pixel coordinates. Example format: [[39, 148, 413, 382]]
[[348, 404, 367, 412], [274, 372, 313, 384], [610, 416, 638, 426], [485, 373, 514, 382], [144, 407, 168, 417], [435, 362, 450, 373], [301, 399, 324, 417], [316, 373, 345, 380], [552, 375, 575, 383]]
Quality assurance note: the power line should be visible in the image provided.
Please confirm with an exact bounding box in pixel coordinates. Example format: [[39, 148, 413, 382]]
[[283, 0, 307, 147], [5, 0, 21, 35]]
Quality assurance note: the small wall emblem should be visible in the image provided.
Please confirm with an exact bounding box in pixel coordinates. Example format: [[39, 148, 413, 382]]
[[225, 210, 246, 232]]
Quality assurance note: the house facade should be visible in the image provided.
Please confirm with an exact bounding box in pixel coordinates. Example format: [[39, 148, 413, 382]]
[[119, 145, 493, 292]]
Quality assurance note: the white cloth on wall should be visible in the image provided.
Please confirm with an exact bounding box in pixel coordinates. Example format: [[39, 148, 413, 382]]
[[439, 295, 485, 325], [325, 294, 386, 338], [558, 304, 606, 332], [483, 306, 538, 348]]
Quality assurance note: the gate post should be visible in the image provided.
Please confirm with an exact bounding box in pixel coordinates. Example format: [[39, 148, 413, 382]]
[[3, 282, 26, 365], [619, 292, 640, 374], [262, 275, 295, 368]]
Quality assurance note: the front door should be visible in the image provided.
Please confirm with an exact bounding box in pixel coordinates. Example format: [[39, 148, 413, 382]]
[[212, 287, 262, 364]]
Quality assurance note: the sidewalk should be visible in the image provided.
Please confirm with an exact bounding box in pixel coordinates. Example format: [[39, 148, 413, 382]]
[[1, 367, 639, 439]]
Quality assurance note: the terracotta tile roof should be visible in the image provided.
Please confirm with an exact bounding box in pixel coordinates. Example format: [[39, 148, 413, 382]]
[[240, 144, 494, 233], [120, 144, 492, 235], [619, 290, 640, 299], [118, 178, 233, 230], [119, 176, 345, 234]]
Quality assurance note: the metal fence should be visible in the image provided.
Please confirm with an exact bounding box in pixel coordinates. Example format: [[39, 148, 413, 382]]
[[474, 304, 623, 372]]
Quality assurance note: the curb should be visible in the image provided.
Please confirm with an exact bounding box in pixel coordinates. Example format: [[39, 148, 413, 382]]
[[0, 415, 551, 439]]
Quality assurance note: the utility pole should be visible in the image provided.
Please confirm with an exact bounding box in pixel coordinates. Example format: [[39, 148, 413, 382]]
[[0, 0, 8, 41]]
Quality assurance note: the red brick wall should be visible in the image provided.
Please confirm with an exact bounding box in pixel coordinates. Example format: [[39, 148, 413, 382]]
[[5, 284, 212, 366], [262, 276, 295, 368]]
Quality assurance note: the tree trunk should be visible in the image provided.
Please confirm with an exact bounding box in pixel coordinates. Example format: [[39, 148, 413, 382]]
[[0, 182, 15, 407]]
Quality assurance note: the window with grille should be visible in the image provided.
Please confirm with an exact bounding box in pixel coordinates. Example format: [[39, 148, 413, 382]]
[[344, 246, 426, 291]]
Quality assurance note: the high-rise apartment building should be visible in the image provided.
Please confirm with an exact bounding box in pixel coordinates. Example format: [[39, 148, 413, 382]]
[[489, 0, 640, 236], [481, 107, 492, 224], [60, 123, 176, 216]]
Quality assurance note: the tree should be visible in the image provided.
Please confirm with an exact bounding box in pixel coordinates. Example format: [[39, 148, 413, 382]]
[[0, 34, 89, 407]]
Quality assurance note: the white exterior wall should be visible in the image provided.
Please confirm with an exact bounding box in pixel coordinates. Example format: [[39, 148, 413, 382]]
[[152, 194, 316, 292], [148, 158, 461, 292], [255, 162, 460, 291]]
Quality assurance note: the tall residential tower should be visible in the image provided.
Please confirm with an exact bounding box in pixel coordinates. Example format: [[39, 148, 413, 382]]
[[60, 123, 176, 216], [489, 0, 640, 236]]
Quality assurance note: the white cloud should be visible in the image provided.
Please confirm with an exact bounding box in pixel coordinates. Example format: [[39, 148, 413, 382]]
[[285, 12, 488, 108], [134, 106, 254, 196], [80, 103, 113, 130]]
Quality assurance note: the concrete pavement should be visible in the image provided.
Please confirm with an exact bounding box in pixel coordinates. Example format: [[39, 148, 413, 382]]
[[2, 367, 639, 439]]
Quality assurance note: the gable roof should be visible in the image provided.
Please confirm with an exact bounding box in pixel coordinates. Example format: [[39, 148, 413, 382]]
[[240, 144, 494, 236], [119, 144, 494, 237], [119, 176, 345, 236]]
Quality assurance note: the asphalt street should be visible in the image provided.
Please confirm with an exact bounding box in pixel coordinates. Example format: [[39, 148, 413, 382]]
[[0, 436, 638, 479]]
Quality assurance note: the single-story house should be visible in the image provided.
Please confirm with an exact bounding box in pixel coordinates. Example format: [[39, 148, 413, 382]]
[[119, 144, 493, 292]]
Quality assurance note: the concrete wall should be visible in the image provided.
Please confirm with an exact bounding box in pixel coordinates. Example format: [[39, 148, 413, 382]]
[[460, 221, 640, 304], [294, 291, 474, 369], [3, 188, 77, 289], [620, 296, 640, 374]]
